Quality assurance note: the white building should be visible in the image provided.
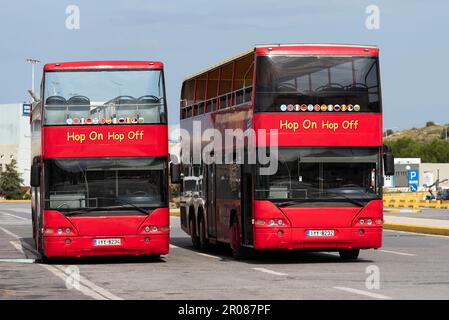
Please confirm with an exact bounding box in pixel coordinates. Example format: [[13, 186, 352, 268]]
[[0, 103, 31, 186]]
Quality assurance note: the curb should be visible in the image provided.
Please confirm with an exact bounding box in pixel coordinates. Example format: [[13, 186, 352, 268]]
[[0, 200, 31, 203], [384, 208, 422, 213], [384, 222, 449, 236]]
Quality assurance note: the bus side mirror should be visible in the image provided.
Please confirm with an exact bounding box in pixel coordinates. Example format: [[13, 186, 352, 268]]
[[383, 145, 395, 176], [170, 163, 181, 184], [30, 164, 40, 187]]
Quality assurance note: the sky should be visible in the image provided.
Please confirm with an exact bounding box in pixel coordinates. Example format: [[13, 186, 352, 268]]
[[1, 0, 448, 132]]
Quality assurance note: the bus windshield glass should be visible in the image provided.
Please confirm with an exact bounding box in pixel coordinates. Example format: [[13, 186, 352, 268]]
[[255, 55, 380, 113], [44, 157, 167, 214], [43, 70, 166, 125], [255, 147, 381, 205]]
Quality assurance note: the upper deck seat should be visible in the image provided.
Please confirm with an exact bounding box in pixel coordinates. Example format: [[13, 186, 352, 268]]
[[45, 96, 67, 124], [66, 95, 91, 119]]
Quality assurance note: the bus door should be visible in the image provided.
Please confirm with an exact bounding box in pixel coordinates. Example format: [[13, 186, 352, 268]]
[[206, 164, 217, 238], [241, 164, 253, 246]]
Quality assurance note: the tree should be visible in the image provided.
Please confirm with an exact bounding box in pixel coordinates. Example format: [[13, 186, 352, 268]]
[[0, 159, 25, 200], [426, 121, 435, 127]]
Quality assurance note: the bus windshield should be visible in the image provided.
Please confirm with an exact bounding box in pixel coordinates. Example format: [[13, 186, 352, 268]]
[[43, 70, 166, 125], [44, 157, 167, 214], [255, 147, 381, 206], [255, 55, 380, 113]]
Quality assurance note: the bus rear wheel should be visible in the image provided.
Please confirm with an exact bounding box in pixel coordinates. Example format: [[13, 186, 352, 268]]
[[199, 215, 210, 250], [190, 217, 200, 250], [339, 249, 360, 260]]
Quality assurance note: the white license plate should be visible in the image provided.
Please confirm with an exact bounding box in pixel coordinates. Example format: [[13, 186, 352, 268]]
[[93, 238, 121, 246], [306, 230, 335, 237]]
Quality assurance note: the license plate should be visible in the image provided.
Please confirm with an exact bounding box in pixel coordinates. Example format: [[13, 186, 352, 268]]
[[306, 230, 335, 237], [93, 238, 121, 246]]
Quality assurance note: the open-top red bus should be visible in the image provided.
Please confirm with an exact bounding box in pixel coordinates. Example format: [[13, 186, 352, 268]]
[[30, 61, 169, 260], [173, 44, 394, 260]]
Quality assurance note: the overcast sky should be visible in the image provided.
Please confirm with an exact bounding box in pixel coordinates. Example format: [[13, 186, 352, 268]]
[[1, 0, 448, 130]]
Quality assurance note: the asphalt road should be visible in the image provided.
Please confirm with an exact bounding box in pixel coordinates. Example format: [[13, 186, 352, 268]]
[[1, 202, 449, 300]]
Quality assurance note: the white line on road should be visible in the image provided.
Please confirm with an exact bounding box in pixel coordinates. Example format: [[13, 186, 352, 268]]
[[0, 258, 35, 264], [0, 224, 122, 300], [252, 267, 288, 276], [379, 249, 416, 256], [333, 286, 392, 299], [169, 244, 179, 249], [39, 264, 108, 300], [53, 265, 123, 300], [385, 229, 449, 239], [0, 226, 20, 239], [196, 252, 221, 259], [0, 212, 30, 221]]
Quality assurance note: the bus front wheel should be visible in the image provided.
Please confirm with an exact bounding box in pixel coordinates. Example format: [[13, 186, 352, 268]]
[[190, 217, 200, 249], [339, 249, 360, 261]]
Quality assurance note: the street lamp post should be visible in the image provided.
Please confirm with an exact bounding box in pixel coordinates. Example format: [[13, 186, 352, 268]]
[[26, 58, 40, 95]]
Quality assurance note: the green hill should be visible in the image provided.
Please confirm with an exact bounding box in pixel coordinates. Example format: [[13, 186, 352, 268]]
[[384, 123, 449, 163], [384, 122, 449, 144]]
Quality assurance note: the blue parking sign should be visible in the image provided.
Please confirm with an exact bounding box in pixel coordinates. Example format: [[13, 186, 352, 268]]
[[408, 169, 419, 192]]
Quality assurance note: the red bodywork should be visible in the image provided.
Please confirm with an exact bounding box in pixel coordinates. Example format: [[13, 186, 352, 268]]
[[180, 44, 384, 253], [251, 45, 383, 251], [33, 61, 169, 258]]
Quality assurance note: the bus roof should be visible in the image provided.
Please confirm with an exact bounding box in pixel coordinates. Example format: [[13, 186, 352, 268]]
[[183, 43, 378, 81], [44, 61, 163, 71]]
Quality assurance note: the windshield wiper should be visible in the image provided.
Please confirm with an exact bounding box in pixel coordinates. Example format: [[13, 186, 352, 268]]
[[324, 192, 366, 207], [64, 207, 99, 216], [112, 197, 149, 215]]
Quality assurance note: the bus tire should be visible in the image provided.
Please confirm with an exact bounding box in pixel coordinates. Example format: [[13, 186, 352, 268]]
[[199, 214, 210, 251], [339, 249, 360, 260], [190, 216, 200, 250], [230, 218, 245, 259]]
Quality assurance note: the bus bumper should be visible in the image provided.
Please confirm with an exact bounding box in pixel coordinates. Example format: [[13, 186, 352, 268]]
[[43, 234, 169, 258], [253, 227, 382, 250]]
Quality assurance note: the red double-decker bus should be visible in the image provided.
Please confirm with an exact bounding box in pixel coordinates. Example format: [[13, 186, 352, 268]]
[[173, 44, 394, 260], [30, 61, 169, 261]]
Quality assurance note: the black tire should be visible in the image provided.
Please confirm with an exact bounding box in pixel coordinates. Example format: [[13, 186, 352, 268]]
[[339, 249, 360, 260], [190, 216, 200, 249], [199, 215, 210, 251]]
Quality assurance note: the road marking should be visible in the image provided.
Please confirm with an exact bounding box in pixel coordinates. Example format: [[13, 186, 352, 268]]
[[333, 286, 392, 299], [252, 267, 288, 276], [0, 225, 122, 300], [10, 241, 39, 259], [0, 212, 30, 221], [0, 258, 35, 264], [196, 252, 221, 259], [385, 229, 449, 239], [0, 226, 20, 239], [379, 249, 416, 257], [39, 264, 108, 300], [52, 265, 123, 300], [169, 244, 179, 249]]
